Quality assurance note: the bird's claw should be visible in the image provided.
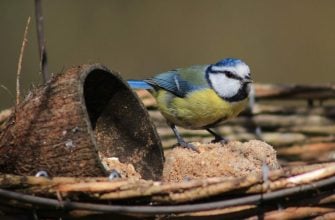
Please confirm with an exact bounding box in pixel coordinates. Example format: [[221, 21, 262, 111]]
[[211, 137, 228, 145], [175, 141, 200, 153]]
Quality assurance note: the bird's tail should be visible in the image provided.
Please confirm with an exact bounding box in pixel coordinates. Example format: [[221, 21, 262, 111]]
[[127, 80, 153, 90]]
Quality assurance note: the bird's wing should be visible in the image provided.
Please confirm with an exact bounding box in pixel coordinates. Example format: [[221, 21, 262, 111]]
[[144, 65, 209, 98], [144, 70, 191, 97]]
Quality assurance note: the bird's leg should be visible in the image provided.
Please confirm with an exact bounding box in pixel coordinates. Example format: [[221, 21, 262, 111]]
[[206, 128, 228, 144], [170, 124, 199, 152]]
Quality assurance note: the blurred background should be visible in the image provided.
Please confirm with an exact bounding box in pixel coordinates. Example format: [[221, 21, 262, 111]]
[[1, 0, 335, 109]]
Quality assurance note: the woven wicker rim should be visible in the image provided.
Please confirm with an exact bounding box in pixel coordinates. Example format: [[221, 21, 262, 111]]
[[0, 175, 334, 215]]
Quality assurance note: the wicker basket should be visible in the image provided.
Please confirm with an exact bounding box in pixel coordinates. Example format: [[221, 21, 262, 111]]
[[0, 67, 334, 219]]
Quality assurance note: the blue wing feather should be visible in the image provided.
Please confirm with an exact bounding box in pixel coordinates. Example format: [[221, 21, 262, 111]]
[[127, 80, 153, 90], [144, 71, 196, 97]]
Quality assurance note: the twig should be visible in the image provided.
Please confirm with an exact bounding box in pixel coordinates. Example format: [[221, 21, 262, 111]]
[[0, 109, 13, 124], [58, 180, 134, 193], [254, 84, 335, 100], [247, 165, 335, 193], [35, 0, 49, 83], [287, 165, 335, 184], [313, 212, 335, 220], [16, 17, 31, 105], [247, 207, 335, 220], [0, 85, 14, 102]]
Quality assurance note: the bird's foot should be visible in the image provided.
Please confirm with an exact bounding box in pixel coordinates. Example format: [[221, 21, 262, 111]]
[[169, 123, 199, 152], [174, 141, 200, 153], [211, 136, 229, 145], [206, 128, 228, 145]]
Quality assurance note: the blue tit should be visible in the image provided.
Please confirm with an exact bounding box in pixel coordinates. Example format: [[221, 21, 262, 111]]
[[127, 58, 252, 151]]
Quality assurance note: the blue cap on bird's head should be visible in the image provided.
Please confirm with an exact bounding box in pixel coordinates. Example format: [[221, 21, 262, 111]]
[[210, 58, 250, 78], [214, 58, 244, 67]]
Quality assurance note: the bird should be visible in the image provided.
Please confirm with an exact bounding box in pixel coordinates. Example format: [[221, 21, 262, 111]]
[[127, 58, 252, 151]]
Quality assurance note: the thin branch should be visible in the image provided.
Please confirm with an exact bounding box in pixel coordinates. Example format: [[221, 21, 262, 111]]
[[16, 16, 31, 105], [247, 207, 335, 220], [0, 109, 12, 125], [35, 0, 49, 83], [0, 85, 14, 102]]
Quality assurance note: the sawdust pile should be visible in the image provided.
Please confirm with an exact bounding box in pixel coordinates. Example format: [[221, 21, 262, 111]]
[[100, 156, 142, 180], [162, 140, 280, 182]]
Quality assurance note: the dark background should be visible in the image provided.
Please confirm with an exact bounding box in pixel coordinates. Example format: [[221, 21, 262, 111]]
[[1, 0, 335, 109]]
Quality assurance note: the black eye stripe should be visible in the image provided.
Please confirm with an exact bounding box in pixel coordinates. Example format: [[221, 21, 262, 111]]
[[223, 71, 243, 80], [208, 66, 244, 80]]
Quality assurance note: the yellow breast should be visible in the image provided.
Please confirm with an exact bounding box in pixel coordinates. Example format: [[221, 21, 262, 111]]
[[156, 88, 248, 129]]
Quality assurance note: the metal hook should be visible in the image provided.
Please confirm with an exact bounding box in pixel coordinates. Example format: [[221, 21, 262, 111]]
[[35, 170, 49, 178], [108, 169, 122, 180]]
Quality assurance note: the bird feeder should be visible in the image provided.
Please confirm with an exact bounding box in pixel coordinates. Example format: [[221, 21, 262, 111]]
[[0, 64, 164, 180]]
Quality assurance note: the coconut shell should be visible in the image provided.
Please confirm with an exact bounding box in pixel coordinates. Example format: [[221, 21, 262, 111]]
[[0, 64, 164, 179]]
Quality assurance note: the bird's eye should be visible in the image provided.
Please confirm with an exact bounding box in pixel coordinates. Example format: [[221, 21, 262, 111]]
[[223, 71, 234, 78]]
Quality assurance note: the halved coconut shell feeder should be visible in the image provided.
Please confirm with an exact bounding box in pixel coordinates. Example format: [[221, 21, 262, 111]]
[[0, 64, 164, 180]]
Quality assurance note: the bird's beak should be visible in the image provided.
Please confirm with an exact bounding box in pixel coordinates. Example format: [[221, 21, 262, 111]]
[[243, 79, 253, 84]]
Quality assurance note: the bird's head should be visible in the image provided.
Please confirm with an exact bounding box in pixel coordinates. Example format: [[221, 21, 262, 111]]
[[206, 58, 252, 102]]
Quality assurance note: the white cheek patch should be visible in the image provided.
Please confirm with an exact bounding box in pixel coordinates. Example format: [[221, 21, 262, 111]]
[[209, 74, 240, 98]]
